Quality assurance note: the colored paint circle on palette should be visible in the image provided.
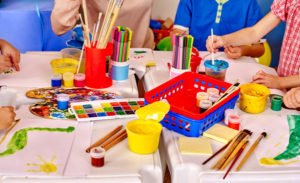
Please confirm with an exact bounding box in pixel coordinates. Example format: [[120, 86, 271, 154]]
[[26, 87, 120, 101], [29, 100, 75, 120]]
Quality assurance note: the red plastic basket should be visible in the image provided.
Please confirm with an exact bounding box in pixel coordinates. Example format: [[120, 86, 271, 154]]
[[145, 72, 240, 137]]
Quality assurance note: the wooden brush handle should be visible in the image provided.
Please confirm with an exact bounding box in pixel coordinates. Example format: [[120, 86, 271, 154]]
[[103, 130, 127, 151], [85, 125, 123, 153]]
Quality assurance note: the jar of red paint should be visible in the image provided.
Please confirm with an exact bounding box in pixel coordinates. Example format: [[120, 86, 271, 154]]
[[90, 147, 105, 167]]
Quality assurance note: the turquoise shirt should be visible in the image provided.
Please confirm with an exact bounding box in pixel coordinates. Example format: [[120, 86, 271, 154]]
[[175, 0, 262, 50]]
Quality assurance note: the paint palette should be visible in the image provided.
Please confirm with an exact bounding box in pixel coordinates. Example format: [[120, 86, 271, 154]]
[[70, 98, 145, 122]]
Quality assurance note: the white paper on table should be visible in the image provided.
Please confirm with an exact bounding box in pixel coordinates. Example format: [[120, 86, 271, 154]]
[[241, 114, 300, 167], [64, 122, 93, 176], [128, 48, 155, 79], [0, 54, 60, 88], [0, 119, 77, 176]]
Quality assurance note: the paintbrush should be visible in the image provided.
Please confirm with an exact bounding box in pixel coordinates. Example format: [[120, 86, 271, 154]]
[[212, 129, 251, 170], [0, 119, 20, 145], [235, 132, 267, 171], [85, 125, 123, 153], [202, 130, 244, 165], [223, 141, 249, 180]]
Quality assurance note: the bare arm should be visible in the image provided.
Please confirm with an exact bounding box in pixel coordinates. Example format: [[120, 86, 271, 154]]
[[51, 0, 81, 35], [222, 12, 281, 46], [241, 43, 265, 57]]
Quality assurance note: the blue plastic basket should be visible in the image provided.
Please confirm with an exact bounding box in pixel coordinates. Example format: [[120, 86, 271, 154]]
[[145, 72, 239, 137]]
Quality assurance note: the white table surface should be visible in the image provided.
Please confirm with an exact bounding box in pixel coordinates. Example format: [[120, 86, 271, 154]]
[[0, 52, 163, 183], [144, 51, 300, 183], [0, 52, 138, 107]]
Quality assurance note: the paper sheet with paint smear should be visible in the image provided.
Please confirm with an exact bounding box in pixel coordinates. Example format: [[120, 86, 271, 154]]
[[241, 114, 300, 167], [0, 119, 77, 176]]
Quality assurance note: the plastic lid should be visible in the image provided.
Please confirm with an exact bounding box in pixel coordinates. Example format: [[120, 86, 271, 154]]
[[51, 73, 62, 80], [57, 94, 69, 101], [196, 92, 209, 100], [204, 60, 229, 71], [74, 73, 86, 80], [90, 147, 106, 158], [228, 114, 241, 124], [199, 100, 212, 109], [209, 94, 220, 103], [63, 72, 75, 80], [135, 101, 170, 122], [207, 88, 219, 96]]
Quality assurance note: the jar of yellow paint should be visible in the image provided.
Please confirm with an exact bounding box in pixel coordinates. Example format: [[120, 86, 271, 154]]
[[126, 101, 170, 154], [239, 83, 270, 114], [50, 58, 78, 74]]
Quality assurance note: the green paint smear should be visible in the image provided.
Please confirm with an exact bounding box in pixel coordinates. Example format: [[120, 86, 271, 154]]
[[274, 115, 300, 160], [0, 126, 75, 157]]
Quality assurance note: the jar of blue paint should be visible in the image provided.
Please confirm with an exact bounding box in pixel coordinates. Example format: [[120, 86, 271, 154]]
[[51, 73, 62, 87], [110, 61, 129, 81], [57, 94, 69, 110]]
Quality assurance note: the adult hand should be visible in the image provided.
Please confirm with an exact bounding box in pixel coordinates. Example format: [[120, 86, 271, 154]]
[[0, 39, 20, 71], [206, 35, 224, 53], [0, 55, 13, 73], [283, 87, 300, 109], [0, 106, 16, 130], [224, 46, 243, 59], [252, 70, 282, 89]]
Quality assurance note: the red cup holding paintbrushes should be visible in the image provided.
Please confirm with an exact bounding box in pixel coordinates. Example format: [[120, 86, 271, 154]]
[[85, 43, 113, 89]]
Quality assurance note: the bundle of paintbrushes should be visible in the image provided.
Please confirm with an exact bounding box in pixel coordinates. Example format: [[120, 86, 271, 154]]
[[171, 34, 194, 70], [79, 0, 124, 49], [112, 26, 132, 62]]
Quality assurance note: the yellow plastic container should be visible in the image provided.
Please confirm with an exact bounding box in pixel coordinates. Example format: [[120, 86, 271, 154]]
[[126, 101, 170, 154], [239, 83, 270, 114], [50, 58, 78, 74], [63, 72, 74, 88]]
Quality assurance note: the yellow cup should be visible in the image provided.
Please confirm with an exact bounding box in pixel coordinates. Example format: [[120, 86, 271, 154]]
[[239, 83, 270, 114], [63, 72, 74, 88], [50, 58, 78, 74], [126, 120, 162, 154]]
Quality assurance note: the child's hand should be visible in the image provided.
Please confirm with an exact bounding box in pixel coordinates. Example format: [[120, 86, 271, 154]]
[[206, 35, 224, 53], [224, 46, 243, 59], [283, 87, 300, 109], [252, 70, 282, 89], [170, 28, 187, 39], [0, 106, 16, 130], [0, 39, 20, 71], [0, 55, 13, 73]]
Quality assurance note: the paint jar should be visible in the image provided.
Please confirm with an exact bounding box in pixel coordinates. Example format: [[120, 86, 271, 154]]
[[196, 92, 209, 107], [271, 95, 283, 111], [199, 100, 212, 113], [90, 147, 105, 167], [170, 67, 191, 79], [228, 114, 241, 130], [51, 73, 62, 87], [74, 73, 85, 87], [57, 94, 69, 110], [209, 94, 220, 104], [204, 60, 229, 81], [85, 43, 113, 89], [207, 88, 219, 96], [224, 109, 238, 125], [63, 72, 74, 88], [109, 60, 129, 81], [240, 83, 270, 114]]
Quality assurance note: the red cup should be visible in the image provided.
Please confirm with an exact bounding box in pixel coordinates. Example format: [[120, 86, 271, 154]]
[[190, 47, 201, 72], [85, 43, 113, 89]]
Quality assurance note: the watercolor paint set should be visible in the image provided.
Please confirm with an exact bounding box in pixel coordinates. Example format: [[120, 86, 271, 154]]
[[70, 98, 145, 122]]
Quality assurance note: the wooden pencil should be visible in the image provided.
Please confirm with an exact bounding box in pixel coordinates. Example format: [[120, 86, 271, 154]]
[[223, 141, 249, 180], [85, 125, 123, 153], [235, 132, 267, 171]]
